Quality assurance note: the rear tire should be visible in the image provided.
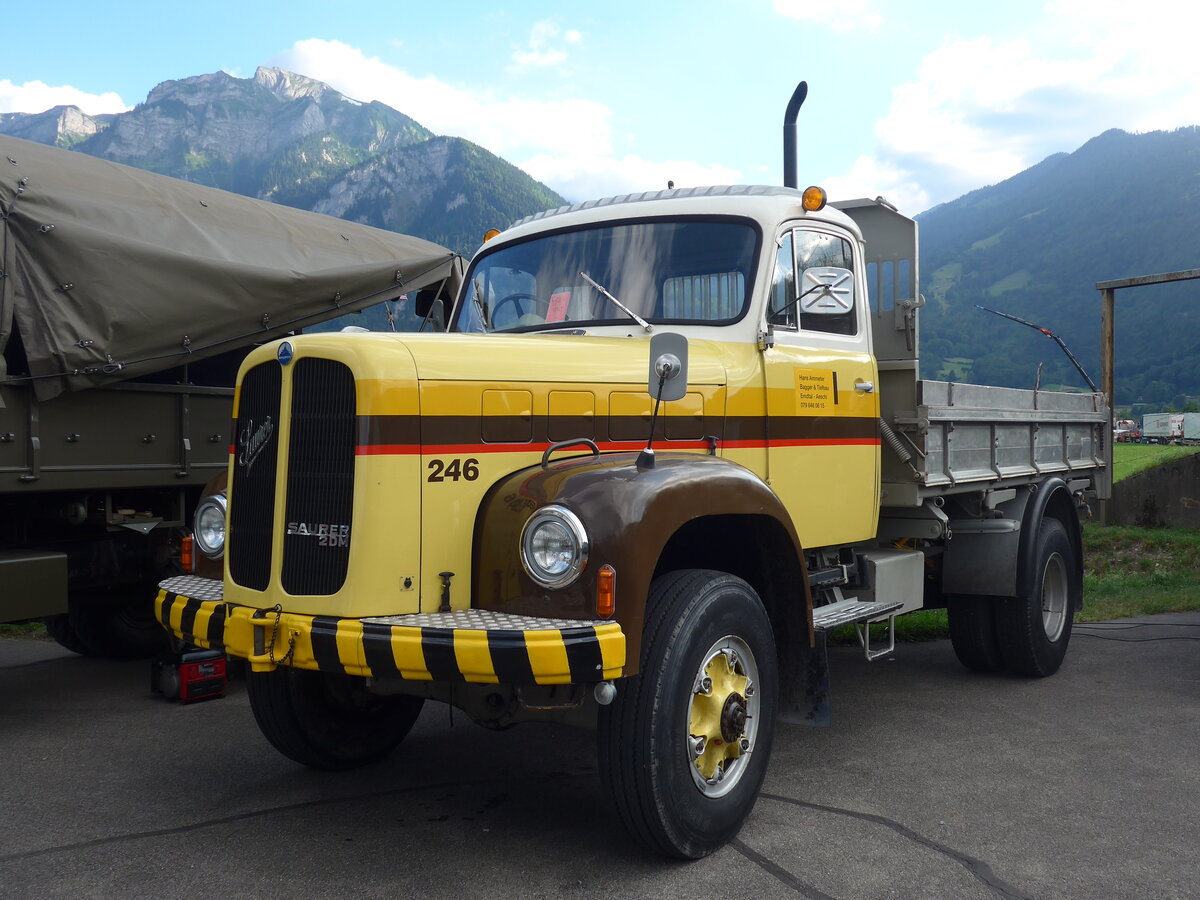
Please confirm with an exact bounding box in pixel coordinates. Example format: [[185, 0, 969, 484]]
[[947, 596, 1005, 672], [996, 518, 1078, 677], [598, 569, 778, 859], [247, 667, 424, 770]]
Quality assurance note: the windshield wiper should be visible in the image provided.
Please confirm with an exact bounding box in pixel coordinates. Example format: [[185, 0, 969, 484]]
[[579, 271, 653, 333]]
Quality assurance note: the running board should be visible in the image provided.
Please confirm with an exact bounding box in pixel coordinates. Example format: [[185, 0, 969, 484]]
[[812, 599, 904, 661]]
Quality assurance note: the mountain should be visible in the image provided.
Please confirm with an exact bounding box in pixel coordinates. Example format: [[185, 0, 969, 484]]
[[0, 105, 111, 146], [0, 67, 564, 256], [917, 127, 1200, 406]]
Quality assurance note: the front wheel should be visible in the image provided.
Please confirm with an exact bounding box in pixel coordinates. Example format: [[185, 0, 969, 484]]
[[247, 667, 424, 770], [995, 518, 1079, 677], [598, 570, 778, 859]]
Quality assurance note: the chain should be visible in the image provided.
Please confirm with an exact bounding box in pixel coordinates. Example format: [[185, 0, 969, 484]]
[[266, 604, 296, 667]]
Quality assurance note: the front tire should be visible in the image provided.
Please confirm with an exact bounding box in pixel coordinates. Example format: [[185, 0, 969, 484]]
[[995, 518, 1078, 677], [247, 667, 424, 770], [598, 570, 778, 859]]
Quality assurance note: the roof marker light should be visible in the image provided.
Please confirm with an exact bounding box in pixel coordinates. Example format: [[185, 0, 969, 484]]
[[802, 186, 827, 212]]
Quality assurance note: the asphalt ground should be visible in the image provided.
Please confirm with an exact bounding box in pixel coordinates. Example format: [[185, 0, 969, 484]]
[[1, 613, 1197, 900]]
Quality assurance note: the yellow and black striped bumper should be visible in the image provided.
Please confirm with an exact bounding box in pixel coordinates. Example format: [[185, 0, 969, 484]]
[[156, 576, 625, 685]]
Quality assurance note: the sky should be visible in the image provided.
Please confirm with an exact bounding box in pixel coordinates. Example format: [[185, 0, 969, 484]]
[[3, 0, 1198, 216]]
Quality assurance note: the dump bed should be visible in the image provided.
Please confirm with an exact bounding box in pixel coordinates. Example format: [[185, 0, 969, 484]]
[[881, 380, 1110, 507]]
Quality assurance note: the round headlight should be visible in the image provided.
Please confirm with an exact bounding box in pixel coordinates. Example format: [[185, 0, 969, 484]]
[[193, 493, 227, 559], [520, 505, 588, 589]]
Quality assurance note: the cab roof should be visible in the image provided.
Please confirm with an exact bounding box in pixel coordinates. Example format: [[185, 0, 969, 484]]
[[498, 184, 863, 246]]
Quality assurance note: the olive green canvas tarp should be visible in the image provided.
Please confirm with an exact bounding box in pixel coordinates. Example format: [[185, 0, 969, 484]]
[[0, 135, 463, 401]]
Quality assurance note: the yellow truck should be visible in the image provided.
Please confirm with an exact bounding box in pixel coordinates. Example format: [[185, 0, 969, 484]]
[[157, 87, 1109, 858]]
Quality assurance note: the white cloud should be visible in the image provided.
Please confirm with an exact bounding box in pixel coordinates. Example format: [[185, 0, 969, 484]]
[[773, 0, 882, 31], [519, 152, 742, 202], [820, 154, 929, 217], [271, 39, 609, 159], [866, 1, 1200, 209], [0, 79, 128, 115], [268, 38, 734, 203], [510, 19, 581, 70]]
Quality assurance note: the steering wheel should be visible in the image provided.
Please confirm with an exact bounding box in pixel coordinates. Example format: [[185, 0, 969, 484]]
[[492, 292, 541, 323]]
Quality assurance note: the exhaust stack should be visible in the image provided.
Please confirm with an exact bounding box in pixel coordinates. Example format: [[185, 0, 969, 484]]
[[782, 81, 808, 189]]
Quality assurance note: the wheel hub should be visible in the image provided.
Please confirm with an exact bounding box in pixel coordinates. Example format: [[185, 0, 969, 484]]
[[688, 642, 756, 794], [720, 693, 747, 743]]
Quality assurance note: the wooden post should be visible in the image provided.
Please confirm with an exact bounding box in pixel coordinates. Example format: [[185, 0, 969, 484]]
[[1100, 287, 1114, 421], [1099, 287, 1115, 523]]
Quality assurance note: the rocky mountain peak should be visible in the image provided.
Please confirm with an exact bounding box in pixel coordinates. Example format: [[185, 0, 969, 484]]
[[253, 67, 340, 103], [145, 70, 245, 106], [0, 105, 106, 147], [0, 67, 563, 256]]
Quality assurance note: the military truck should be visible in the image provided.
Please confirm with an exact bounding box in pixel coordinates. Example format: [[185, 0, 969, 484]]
[[156, 84, 1109, 857], [0, 135, 461, 656]]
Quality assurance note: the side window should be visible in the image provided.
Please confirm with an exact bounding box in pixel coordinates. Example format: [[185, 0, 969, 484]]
[[794, 230, 857, 336], [772, 226, 859, 336], [768, 232, 797, 329]]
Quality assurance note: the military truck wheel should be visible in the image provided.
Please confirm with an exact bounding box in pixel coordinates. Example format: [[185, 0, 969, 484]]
[[43, 614, 89, 655], [947, 596, 1004, 672], [598, 569, 778, 859], [995, 518, 1078, 677], [67, 585, 168, 660], [247, 667, 424, 770]]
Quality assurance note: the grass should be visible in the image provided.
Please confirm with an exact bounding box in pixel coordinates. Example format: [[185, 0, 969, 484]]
[[0, 620, 50, 640], [1078, 523, 1200, 620], [1112, 442, 1200, 482]]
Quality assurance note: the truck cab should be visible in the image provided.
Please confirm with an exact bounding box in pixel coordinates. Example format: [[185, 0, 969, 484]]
[[157, 183, 1107, 860]]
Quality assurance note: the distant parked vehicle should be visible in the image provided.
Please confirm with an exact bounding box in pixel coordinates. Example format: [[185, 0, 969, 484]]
[[1142, 412, 1184, 444]]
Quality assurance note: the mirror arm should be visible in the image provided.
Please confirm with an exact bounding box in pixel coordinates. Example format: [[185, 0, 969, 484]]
[[769, 280, 829, 319]]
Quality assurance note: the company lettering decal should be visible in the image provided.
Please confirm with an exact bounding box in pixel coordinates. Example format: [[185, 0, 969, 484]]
[[286, 522, 351, 548], [237, 416, 275, 473]]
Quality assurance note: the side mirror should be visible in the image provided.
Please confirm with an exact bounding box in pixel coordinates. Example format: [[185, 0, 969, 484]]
[[797, 266, 854, 316], [415, 289, 446, 332], [647, 332, 688, 401]]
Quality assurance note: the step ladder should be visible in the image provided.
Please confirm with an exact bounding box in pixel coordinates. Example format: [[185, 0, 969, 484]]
[[811, 599, 905, 661]]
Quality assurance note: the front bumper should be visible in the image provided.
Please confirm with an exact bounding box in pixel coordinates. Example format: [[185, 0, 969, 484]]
[[156, 576, 625, 685]]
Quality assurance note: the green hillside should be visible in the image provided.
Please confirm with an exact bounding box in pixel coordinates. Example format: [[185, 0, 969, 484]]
[[918, 127, 1200, 405]]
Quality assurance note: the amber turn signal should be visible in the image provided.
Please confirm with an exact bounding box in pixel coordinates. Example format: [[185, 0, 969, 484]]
[[181, 534, 195, 573], [597, 564, 616, 618], [802, 185, 827, 211]]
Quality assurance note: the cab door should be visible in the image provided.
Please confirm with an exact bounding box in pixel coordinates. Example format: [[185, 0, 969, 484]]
[[763, 224, 880, 550]]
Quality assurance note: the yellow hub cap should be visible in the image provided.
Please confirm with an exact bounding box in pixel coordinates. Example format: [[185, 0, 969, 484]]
[[688, 640, 756, 795]]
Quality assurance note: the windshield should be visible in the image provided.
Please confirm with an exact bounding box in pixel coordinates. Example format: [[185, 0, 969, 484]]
[[452, 218, 760, 332]]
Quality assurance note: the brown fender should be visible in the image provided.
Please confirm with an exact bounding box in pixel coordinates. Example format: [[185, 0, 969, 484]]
[[472, 450, 811, 675]]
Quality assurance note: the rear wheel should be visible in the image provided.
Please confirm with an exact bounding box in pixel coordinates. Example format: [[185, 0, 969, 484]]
[[247, 667, 424, 770], [598, 569, 778, 859], [996, 518, 1078, 677], [947, 596, 1005, 672]]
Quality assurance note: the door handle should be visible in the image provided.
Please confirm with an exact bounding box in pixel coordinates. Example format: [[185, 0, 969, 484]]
[[854, 380, 875, 393]]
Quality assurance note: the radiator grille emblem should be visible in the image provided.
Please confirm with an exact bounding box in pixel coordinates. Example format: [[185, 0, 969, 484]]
[[277, 341, 294, 366], [237, 417, 275, 474]]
